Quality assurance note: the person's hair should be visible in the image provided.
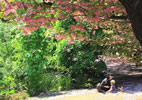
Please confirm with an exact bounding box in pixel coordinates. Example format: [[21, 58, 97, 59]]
[[111, 80, 115, 84], [106, 75, 112, 80]]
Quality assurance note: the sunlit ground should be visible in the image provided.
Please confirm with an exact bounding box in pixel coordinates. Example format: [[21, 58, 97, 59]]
[[28, 88, 142, 100], [56, 92, 142, 100]]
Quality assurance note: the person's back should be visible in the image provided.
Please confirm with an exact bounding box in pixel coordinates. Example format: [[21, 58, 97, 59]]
[[96, 75, 112, 92], [101, 78, 110, 92]]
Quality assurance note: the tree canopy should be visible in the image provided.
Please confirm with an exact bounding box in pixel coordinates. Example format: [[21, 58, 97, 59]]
[[0, 0, 141, 59], [0, 0, 133, 37]]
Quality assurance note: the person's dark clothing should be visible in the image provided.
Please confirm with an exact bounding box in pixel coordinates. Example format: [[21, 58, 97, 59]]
[[100, 78, 111, 92]]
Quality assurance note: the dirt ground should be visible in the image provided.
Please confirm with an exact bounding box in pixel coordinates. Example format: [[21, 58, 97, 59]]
[[105, 57, 142, 93]]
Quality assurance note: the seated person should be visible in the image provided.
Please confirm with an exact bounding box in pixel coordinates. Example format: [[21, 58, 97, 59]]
[[106, 80, 123, 93], [106, 80, 116, 93], [96, 75, 113, 93]]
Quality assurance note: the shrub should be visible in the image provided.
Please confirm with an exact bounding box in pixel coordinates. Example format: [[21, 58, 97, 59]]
[[21, 27, 72, 95], [60, 41, 107, 88], [48, 39, 107, 88], [0, 21, 107, 96], [0, 20, 27, 96]]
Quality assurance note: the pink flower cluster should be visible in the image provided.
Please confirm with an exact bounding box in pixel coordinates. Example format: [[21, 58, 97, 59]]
[[114, 35, 125, 41], [66, 40, 75, 44], [4, 4, 16, 15], [0, 1, 2, 4], [67, 36, 90, 44], [4, 8, 16, 15], [59, 1, 69, 5], [22, 16, 57, 28], [80, 3, 89, 7], [86, 17, 100, 22], [104, 7, 111, 16], [67, 33, 86, 44], [109, 41, 121, 45], [23, 28, 32, 35], [16, 2, 24, 9], [129, 32, 134, 37], [70, 33, 86, 41], [48, 10, 56, 14], [77, 36, 85, 41], [74, 16, 82, 22], [104, 6, 126, 16], [66, 7, 72, 13], [37, 7, 43, 10], [59, 5, 72, 13], [23, 26, 42, 35], [55, 33, 86, 44], [95, 10, 101, 15], [55, 34, 67, 40], [70, 33, 76, 40], [44, 26, 52, 29], [24, 3, 33, 7], [71, 25, 86, 32], [58, 14, 65, 20]]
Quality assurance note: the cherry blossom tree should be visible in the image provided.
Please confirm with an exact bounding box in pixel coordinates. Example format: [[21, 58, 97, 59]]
[[0, 0, 141, 57], [0, 0, 141, 65]]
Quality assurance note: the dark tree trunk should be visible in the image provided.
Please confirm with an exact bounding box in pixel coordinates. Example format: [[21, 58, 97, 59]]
[[119, 0, 142, 46]]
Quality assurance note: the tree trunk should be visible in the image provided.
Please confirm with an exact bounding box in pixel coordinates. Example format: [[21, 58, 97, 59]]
[[119, 0, 142, 46]]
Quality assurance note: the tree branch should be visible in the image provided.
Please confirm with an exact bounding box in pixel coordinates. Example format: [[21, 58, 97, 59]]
[[100, 17, 130, 23], [109, 15, 128, 20]]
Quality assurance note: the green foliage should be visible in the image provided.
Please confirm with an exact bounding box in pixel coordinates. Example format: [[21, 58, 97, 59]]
[[20, 27, 72, 95], [0, 76, 16, 95], [60, 15, 77, 31], [41, 72, 71, 92], [58, 40, 107, 88], [16, 9, 27, 15], [95, 28, 104, 38], [20, 27, 50, 95], [54, 15, 77, 34], [46, 36, 107, 88], [19, 25, 106, 94], [0, 21, 27, 96], [0, 23, 72, 96], [52, 18, 107, 88]]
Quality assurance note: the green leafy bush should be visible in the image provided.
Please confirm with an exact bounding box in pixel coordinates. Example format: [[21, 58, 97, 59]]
[[21, 27, 72, 95], [56, 40, 107, 88], [46, 36, 106, 88], [41, 72, 71, 92], [0, 20, 107, 96], [0, 21, 27, 96]]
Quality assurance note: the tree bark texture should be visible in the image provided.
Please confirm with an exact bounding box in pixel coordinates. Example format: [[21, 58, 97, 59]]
[[119, 0, 142, 46]]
